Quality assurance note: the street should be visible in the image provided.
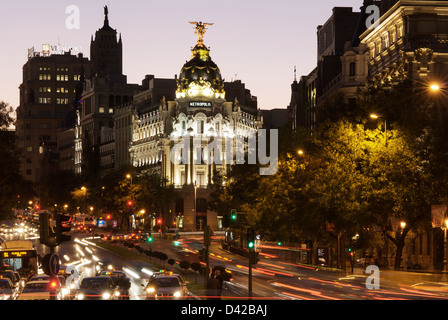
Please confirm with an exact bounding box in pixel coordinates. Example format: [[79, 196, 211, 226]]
[[6, 223, 446, 301]]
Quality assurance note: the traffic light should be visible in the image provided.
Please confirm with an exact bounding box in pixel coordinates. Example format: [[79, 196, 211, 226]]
[[204, 225, 212, 246], [39, 211, 50, 245], [246, 228, 255, 250], [198, 248, 207, 262], [231, 209, 237, 221], [55, 214, 72, 244], [147, 232, 153, 243], [127, 200, 133, 207]]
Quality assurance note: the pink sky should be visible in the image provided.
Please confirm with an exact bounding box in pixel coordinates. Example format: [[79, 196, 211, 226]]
[[0, 0, 363, 112]]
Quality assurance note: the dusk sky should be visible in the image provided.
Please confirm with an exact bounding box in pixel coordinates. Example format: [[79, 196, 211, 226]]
[[0, 0, 362, 112]]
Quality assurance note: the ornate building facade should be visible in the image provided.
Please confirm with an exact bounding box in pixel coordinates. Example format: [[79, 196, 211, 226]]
[[129, 22, 263, 231], [359, 0, 448, 271]]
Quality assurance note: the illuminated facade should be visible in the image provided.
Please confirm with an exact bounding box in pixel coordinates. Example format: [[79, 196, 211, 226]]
[[360, 0, 448, 86], [359, 0, 448, 271], [130, 22, 262, 231]]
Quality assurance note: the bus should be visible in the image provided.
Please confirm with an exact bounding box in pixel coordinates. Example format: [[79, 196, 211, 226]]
[[0, 240, 38, 277], [73, 214, 95, 228]]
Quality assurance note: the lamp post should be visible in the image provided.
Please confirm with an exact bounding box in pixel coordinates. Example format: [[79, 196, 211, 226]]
[[442, 219, 448, 281], [194, 181, 198, 231]]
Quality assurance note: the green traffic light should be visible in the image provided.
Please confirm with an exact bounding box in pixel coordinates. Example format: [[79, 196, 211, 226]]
[[148, 237, 153, 242], [232, 214, 237, 220], [248, 242, 254, 248]]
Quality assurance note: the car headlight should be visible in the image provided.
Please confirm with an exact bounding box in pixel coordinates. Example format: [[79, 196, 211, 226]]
[[102, 292, 111, 299], [114, 291, 120, 297], [77, 293, 84, 300], [146, 287, 155, 293], [173, 291, 181, 298]]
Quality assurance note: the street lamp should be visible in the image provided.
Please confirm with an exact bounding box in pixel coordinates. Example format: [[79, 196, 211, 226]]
[[194, 181, 198, 231], [370, 113, 387, 147], [430, 84, 441, 92], [442, 219, 448, 281], [297, 149, 304, 156]]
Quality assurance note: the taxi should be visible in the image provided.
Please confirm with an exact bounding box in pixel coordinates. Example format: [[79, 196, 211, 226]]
[[142, 271, 188, 300]]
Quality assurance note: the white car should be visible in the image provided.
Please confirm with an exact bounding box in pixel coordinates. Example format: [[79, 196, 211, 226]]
[[17, 280, 62, 300], [143, 274, 188, 300]]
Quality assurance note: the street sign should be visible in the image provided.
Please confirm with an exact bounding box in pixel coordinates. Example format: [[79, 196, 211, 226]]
[[42, 253, 60, 277], [49, 253, 60, 276]]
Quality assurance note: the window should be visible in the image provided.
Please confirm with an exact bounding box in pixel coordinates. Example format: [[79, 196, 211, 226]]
[[39, 74, 51, 81], [39, 97, 52, 104], [26, 147, 32, 152], [196, 198, 208, 213], [349, 62, 356, 77], [99, 107, 105, 113], [197, 120, 204, 134], [196, 171, 205, 186]]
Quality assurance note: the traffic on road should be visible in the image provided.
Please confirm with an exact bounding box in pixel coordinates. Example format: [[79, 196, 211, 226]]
[[1, 213, 448, 301]]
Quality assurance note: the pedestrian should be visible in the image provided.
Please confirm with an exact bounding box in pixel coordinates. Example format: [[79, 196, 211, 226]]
[[205, 272, 220, 300], [214, 269, 223, 298]]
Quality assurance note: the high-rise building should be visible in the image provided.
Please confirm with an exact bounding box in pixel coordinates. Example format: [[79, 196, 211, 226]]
[[79, 6, 143, 175], [289, 6, 362, 133], [15, 50, 90, 188]]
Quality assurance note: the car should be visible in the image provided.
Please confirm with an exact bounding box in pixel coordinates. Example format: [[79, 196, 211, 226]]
[[17, 280, 62, 300], [163, 228, 180, 240], [0, 278, 18, 300], [98, 270, 131, 300], [0, 270, 22, 291], [30, 274, 68, 299], [75, 276, 119, 300], [143, 273, 188, 300]]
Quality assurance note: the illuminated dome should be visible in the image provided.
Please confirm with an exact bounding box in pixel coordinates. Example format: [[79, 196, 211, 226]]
[[176, 23, 225, 100]]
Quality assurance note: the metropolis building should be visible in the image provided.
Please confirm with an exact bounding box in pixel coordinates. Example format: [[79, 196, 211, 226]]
[[129, 23, 263, 231]]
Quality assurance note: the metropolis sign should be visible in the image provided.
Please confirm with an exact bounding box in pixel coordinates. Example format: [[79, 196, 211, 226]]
[[189, 101, 212, 108]]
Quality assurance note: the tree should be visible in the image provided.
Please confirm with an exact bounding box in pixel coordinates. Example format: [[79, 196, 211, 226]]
[[167, 258, 175, 270], [179, 261, 190, 279], [190, 262, 202, 284], [137, 170, 175, 229], [0, 101, 32, 219]]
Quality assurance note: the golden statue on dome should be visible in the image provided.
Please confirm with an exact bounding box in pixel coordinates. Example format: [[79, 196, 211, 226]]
[[189, 21, 214, 46]]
